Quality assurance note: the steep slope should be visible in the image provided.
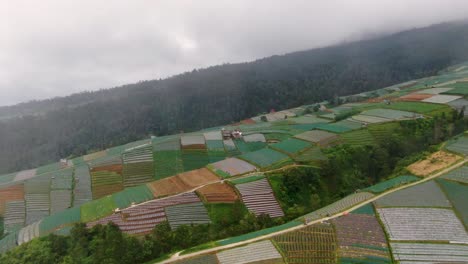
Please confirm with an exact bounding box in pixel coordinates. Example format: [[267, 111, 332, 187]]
[[2, 21, 468, 174]]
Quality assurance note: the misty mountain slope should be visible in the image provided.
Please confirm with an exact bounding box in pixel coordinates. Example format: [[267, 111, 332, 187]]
[[1, 21, 468, 174]]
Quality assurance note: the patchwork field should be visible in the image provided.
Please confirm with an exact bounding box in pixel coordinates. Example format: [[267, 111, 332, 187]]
[[422, 94, 461, 104], [374, 180, 451, 207], [407, 150, 462, 176], [235, 178, 284, 218], [216, 240, 283, 264], [362, 175, 420, 193], [333, 214, 391, 263], [340, 129, 376, 146], [73, 165, 92, 206], [437, 179, 468, 226], [391, 242, 468, 263], [399, 93, 433, 101], [273, 223, 337, 264], [304, 192, 374, 222], [378, 207, 468, 242], [147, 168, 219, 198], [39, 206, 81, 236], [165, 202, 211, 230], [294, 130, 339, 147], [0, 184, 24, 215], [270, 138, 311, 155], [171, 254, 219, 264], [196, 182, 238, 203], [209, 157, 257, 178], [445, 136, 468, 156], [239, 148, 290, 169]]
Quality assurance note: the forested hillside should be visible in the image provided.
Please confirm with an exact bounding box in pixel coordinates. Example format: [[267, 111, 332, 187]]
[[1, 21, 468, 174]]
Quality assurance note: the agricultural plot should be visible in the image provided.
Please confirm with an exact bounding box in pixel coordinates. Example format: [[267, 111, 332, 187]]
[[264, 132, 291, 142], [111, 185, 154, 209], [316, 123, 354, 133], [204, 131, 222, 141], [216, 240, 283, 264], [0, 184, 24, 215], [368, 122, 400, 141], [235, 178, 284, 218], [154, 150, 184, 180], [50, 190, 72, 214], [181, 135, 206, 150], [171, 255, 219, 264], [360, 108, 417, 120], [147, 168, 219, 198], [399, 93, 433, 101], [422, 94, 462, 104], [407, 150, 462, 176], [87, 155, 122, 168], [334, 119, 363, 130], [294, 130, 339, 147], [18, 220, 41, 245], [25, 193, 49, 224], [165, 202, 211, 230], [390, 242, 468, 263], [207, 149, 227, 163], [381, 101, 449, 115], [35, 162, 65, 175], [440, 165, 468, 183], [50, 168, 74, 190], [123, 144, 153, 163], [73, 165, 92, 206], [197, 182, 238, 203], [363, 175, 420, 193], [206, 140, 225, 150], [270, 138, 312, 155], [290, 115, 330, 124], [448, 98, 468, 116], [87, 192, 200, 235], [374, 180, 450, 207], [0, 172, 16, 185], [122, 161, 154, 187], [83, 150, 107, 162], [81, 195, 117, 222], [243, 133, 266, 142], [304, 192, 374, 222], [239, 148, 290, 169], [223, 139, 239, 155], [437, 179, 468, 226], [90, 168, 123, 199], [350, 114, 390, 124], [273, 223, 337, 264], [39, 206, 81, 235], [340, 129, 376, 146], [333, 214, 390, 262], [4, 201, 25, 232], [445, 136, 468, 156], [377, 207, 468, 242], [24, 173, 51, 194], [292, 146, 327, 164], [415, 87, 454, 94], [0, 231, 17, 254], [182, 149, 210, 171], [234, 140, 267, 154], [442, 81, 468, 95], [14, 169, 36, 181]]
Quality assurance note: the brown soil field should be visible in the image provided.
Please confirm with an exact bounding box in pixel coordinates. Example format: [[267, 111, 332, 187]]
[[0, 184, 24, 214], [408, 151, 462, 176], [91, 164, 123, 173], [399, 93, 433, 101], [241, 118, 256, 125], [147, 168, 219, 198], [92, 184, 124, 199], [197, 182, 239, 203]]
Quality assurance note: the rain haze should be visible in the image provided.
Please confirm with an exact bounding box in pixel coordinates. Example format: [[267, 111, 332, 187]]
[[1, 0, 468, 106]]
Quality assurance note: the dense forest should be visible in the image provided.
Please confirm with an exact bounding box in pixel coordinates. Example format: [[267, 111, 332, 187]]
[[1, 21, 468, 174], [1, 108, 465, 263]]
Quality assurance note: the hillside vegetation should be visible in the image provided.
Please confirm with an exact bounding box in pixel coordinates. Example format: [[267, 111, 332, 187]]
[[2, 21, 468, 174]]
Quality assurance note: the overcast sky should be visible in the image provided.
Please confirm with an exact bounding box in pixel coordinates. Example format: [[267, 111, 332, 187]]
[[1, 0, 468, 106]]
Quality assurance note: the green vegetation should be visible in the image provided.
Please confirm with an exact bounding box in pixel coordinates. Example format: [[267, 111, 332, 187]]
[[362, 175, 420, 193], [350, 204, 375, 215], [80, 196, 117, 222], [443, 82, 468, 95], [239, 148, 290, 169], [270, 138, 312, 155], [437, 179, 468, 227], [340, 129, 376, 146], [230, 175, 265, 185]]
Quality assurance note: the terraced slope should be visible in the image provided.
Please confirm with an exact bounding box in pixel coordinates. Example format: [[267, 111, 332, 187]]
[[216, 240, 283, 264], [235, 178, 284, 218]]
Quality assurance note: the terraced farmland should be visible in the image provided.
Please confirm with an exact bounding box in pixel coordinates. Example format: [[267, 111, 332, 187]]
[[332, 214, 391, 263], [294, 130, 339, 147], [39, 206, 81, 235], [182, 149, 210, 171], [0, 184, 24, 214], [362, 175, 420, 193], [171, 254, 219, 264], [181, 135, 206, 150], [445, 136, 468, 156], [374, 180, 451, 207], [351, 114, 390, 124], [270, 138, 311, 155], [239, 148, 290, 169], [391, 242, 468, 263], [73, 165, 92, 206], [154, 150, 184, 180], [304, 192, 374, 222], [196, 182, 238, 203], [14, 169, 37, 181], [122, 145, 154, 186], [147, 168, 219, 198], [165, 202, 211, 230], [422, 94, 461, 104], [340, 129, 376, 146], [4, 201, 25, 232], [440, 165, 468, 183], [273, 223, 337, 264], [87, 192, 200, 235], [292, 146, 327, 164], [360, 108, 417, 120], [216, 240, 283, 264], [378, 208, 468, 242], [18, 220, 40, 245], [209, 158, 257, 178], [50, 190, 72, 214], [235, 178, 284, 218], [437, 179, 468, 226], [90, 167, 123, 199]]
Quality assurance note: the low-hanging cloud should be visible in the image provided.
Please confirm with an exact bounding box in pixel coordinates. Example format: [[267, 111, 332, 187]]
[[1, 0, 468, 106]]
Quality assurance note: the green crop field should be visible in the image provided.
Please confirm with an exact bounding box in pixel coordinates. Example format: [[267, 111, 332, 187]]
[[437, 179, 468, 227], [368, 122, 400, 141], [239, 148, 291, 169], [293, 146, 327, 163], [270, 138, 312, 155], [443, 82, 468, 95], [363, 175, 420, 193], [340, 129, 376, 146], [445, 136, 468, 156], [154, 150, 184, 180], [182, 149, 210, 171], [39, 207, 81, 235], [111, 185, 154, 208], [316, 123, 353, 133], [81, 196, 116, 222]]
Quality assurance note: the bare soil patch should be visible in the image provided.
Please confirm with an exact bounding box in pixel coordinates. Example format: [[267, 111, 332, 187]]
[[408, 151, 462, 176]]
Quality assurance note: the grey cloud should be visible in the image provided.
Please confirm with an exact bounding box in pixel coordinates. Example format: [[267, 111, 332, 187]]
[[1, 0, 468, 106]]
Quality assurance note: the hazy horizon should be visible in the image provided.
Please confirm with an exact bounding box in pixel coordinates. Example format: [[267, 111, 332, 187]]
[[2, 0, 468, 106]]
